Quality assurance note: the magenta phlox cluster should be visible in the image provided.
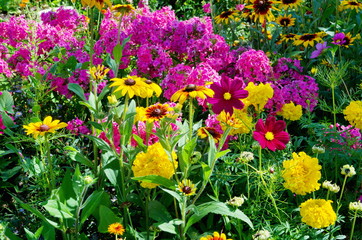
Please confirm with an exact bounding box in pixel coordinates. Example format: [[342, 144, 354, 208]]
[[0, 16, 31, 48], [66, 117, 91, 136], [0, 115, 6, 134], [49, 69, 90, 98], [99, 122, 121, 153], [40, 7, 87, 31], [329, 124, 362, 149]]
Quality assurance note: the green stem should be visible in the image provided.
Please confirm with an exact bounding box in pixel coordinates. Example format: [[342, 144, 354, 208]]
[[331, 85, 336, 126], [145, 190, 150, 240], [188, 99, 194, 141], [349, 210, 358, 240], [337, 175, 348, 214], [74, 185, 89, 240], [258, 146, 262, 172], [44, 135, 55, 191], [180, 196, 187, 240]]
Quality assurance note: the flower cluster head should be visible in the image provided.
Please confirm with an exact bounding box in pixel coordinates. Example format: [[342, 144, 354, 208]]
[[107, 222, 125, 236], [349, 201, 362, 212], [226, 195, 246, 207], [332, 32, 346, 46], [110, 75, 149, 99], [177, 179, 197, 196], [252, 229, 271, 240], [238, 151, 254, 163], [322, 180, 340, 193], [243, 82, 274, 112], [341, 164, 356, 177], [66, 118, 91, 136], [343, 100, 362, 129], [282, 152, 322, 195], [200, 231, 232, 240], [171, 84, 214, 105], [299, 199, 337, 228], [277, 102, 303, 121], [23, 116, 68, 138], [253, 116, 290, 151], [132, 142, 177, 188]]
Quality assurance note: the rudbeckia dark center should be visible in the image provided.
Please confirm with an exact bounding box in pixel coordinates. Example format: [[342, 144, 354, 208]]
[[125, 78, 136, 86], [300, 34, 317, 41], [348, 2, 358, 5], [282, 0, 297, 4], [343, 37, 351, 45], [151, 108, 162, 117], [182, 186, 192, 194], [184, 84, 196, 92], [39, 124, 50, 132], [220, 11, 234, 18], [254, 1, 272, 14], [280, 18, 290, 26], [145, 79, 153, 84]]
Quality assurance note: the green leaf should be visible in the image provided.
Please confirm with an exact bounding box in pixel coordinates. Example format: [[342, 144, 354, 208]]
[[132, 175, 176, 189], [86, 135, 113, 152], [80, 190, 105, 224], [98, 205, 121, 233], [112, 43, 123, 65], [155, 219, 183, 235], [160, 187, 181, 202], [0, 91, 14, 113], [43, 200, 74, 219], [65, 146, 94, 168], [201, 162, 211, 182], [185, 201, 253, 232], [24, 228, 37, 240], [68, 83, 87, 101], [41, 222, 55, 240], [4, 225, 23, 240], [148, 200, 172, 223]]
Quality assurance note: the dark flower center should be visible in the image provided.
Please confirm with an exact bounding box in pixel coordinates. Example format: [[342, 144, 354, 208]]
[[182, 186, 192, 194], [343, 37, 351, 45], [300, 34, 317, 41], [282, 0, 297, 4], [39, 124, 50, 132], [125, 78, 136, 86], [348, 2, 358, 6], [220, 10, 234, 19], [184, 84, 196, 92], [145, 79, 153, 84], [280, 18, 291, 26], [151, 108, 162, 117], [253, 1, 272, 14]]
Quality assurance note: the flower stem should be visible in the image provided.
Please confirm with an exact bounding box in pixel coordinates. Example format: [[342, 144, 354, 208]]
[[188, 99, 194, 141], [44, 135, 55, 191], [349, 210, 358, 240], [337, 175, 348, 214], [180, 196, 187, 240]]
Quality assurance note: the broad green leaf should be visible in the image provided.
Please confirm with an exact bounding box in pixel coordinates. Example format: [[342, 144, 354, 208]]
[[86, 135, 113, 152], [68, 83, 87, 101], [0, 91, 14, 113], [112, 43, 123, 64], [4, 225, 22, 240], [155, 219, 183, 235], [185, 201, 253, 232], [44, 199, 74, 219], [24, 227, 37, 240], [57, 170, 77, 210], [65, 146, 93, 168], [148, 200, 172, 223], [201, 162, 211, 182], [80, 190, 105, 224], [132, 175, 176, 189], [98, 205, 121, 233], [160, 187, 181, 202], [41, 222, 55, 240]]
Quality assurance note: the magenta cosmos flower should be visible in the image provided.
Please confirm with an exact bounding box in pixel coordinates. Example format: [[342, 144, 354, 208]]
[[253, 116, 290, 151], [207, 77, 248, 114]]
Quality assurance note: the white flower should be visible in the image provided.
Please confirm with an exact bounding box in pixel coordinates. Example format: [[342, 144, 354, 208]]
[[253, 229, 271, 240]]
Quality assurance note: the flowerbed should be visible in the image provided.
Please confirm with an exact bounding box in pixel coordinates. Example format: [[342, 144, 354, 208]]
[[0, 0, 361, 240]]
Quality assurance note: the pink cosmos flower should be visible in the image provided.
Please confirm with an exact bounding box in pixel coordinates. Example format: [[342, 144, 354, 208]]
[[253, 116, 290, 151]]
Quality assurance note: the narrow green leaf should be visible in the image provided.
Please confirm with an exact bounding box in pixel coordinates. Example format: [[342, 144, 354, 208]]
[[68, 83, 87, 101], [65, 147, 94, 168], [24, 228, 37, 240], [4, 225, 23, 240], [132, 175, 176, 189]]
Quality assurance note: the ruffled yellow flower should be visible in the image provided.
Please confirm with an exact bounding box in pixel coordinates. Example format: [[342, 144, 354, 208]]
[[243, 82, 274, 112], [200, 231, 232, 240], [278, 102, 303, 121], [300, 199, 337, 228], [132, 142, 177, 188], [23, 116, 68, 138], [343, 100, 362, 129], [216, 110, 243, 134], [89, 65, 109, 81], [282, 152, 322, 195], [230, 109, 253, 134]]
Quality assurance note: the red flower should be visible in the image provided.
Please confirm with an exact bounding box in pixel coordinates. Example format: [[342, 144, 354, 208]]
[[253, 116, 290, 151]]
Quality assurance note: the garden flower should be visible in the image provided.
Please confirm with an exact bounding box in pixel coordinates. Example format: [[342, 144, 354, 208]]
[[203, 3, 211, 14], [23, 116, 68, 138], [143, 79, 162, 98], [340, 0, 362, 12], [207, 78, 248, 114], [310, 42, 330, 59], [277, 102, 303, 121], [293, 32, 325, 47], [110, 75, 149, 99], [89, 65, 109, 81], [226, 195, 246, 207], [171, 84, 214, 105], [217, 111, 243, 133], [322, 180, 340, 193], [132, 142, 178, 188], [331, 32, 346, 45], [245, 0, 280, 24], [144, 103, 173, 122], [107, 222, 125, 236], [66, 118, 91, 136], [111, 4, 135, 17], [279, 0, 302, 9], [230, 109, 253, 135], [277, 33, 296, 44], [198, 127, 222, 143], [349, 201, 362, 211], [276, 14, 295, 27], [343, 100, 362, 129], [238, 151, 254, 163], [177, 179, 196, 196], [243, 82, 274, 112], [339, 32, 360, 48], [107, 94, 118, 106], [312, 145, 325, 154], [200, 231, 232, 240], [214, 10, 240, 24], [252, 229, 271, 240], [81, 0, 112, 11], [299, 199, 337, 228], [282, 152, 322, 195], [253, 116, 290, 151], [341, 164, 356, 177]]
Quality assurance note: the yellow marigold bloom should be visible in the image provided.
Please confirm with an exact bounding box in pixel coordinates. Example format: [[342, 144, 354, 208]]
[[243, 82, 274, 112], [143, 79, 162, 98], [81, 0, 112, 11], [200, 232, 232, 240], [107, 222, 125, 235], [300, 199, 337, 228], [340, 0, 362, 12], [230, 109, 253, 134], [245, 0, 280, 24], [144, 103, 173, 122], [197, 127, 222, 143], [343, 100, 362, 129], [89, 65, 109, 81], [293, 32, 325, 48], [23, 116, 68, 138], [214, 10, 240, 24], [282, 152, 322, 195], [177, 179, 197, 196], [216, 111, 243, 134], [171, 84, 214, 105], [279, 0, 302, 9], [278, 102, 303, 121], [110, 75, 149, 98], [132, 142, 178, 189], [276, 14, 296, 27]]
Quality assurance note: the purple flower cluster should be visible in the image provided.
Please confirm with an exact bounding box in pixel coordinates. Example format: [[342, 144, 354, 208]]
[[329, 124, 362, 149], [66, 118, 91, 136], [40, 7, 87, 31]]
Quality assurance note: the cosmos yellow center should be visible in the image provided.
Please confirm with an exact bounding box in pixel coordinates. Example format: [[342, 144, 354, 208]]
[[265, 131, 274, 140], [223, 92, 232, 100]]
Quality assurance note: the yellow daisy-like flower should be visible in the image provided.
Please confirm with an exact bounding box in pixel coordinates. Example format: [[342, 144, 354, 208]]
[[340, 0, 362, 12], [107, 222, 125, 235], [279, 0, 302, 9], [197, 127, 222, 143], [200, 231, 232, 240], [81, 0, 112, 11], [216, 110, 243, 134], [293, 32, 326, 48], [171, 84, 214, 105], [282, 152, 322, 195], [89, 65, 109, 81], [111, 4, 135, 17], [107, 94, 118, 106], [19, 0, 29, 8], [243, 82, 274, 112], [144, 103, 173, 122], [230, 109, 253, 135], [276, 14, 296, 27], [340, 32, 360, 48], [143, 79, 162, 98], [343, 100, 362, 129], [276, 33, 296, 44], [23, 116, 68, 139], [300, 199, 337, 228], [110, 75, 149, 99], [135, 107, 147, 122], [278, 102, 303, 121], [214, 10, 240, 24], [132, 142, 178, 189], [177, 179, 197, 196], [245, 0, 280, 24]]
